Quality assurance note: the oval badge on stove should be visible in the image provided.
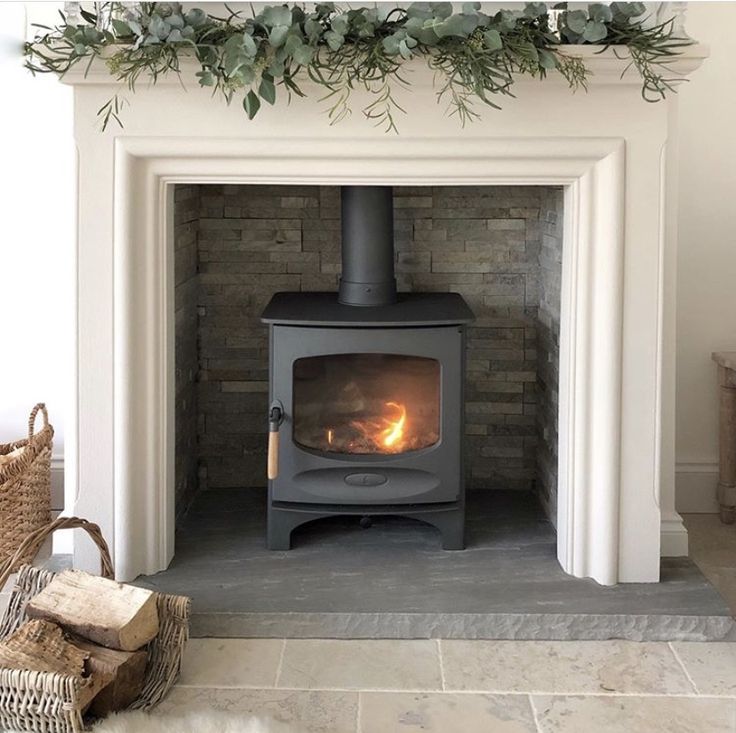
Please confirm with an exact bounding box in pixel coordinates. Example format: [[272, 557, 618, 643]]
[[344, 473, 388, 487]]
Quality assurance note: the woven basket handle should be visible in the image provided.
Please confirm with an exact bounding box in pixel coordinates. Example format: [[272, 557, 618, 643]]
[[27, 403, 49, 440], [0, 517, 113, 590]]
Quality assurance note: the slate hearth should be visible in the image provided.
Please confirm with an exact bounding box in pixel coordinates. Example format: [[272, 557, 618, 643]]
[[135, 489, 735, 641]]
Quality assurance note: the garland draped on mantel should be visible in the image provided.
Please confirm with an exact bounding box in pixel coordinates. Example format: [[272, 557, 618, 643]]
[[25, 2, 691, 132]]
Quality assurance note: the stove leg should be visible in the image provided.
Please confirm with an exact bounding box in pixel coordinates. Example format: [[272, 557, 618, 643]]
[[267, 508, 296, 550], [438, 515, 465, 551], [405, 509, 465, 550]]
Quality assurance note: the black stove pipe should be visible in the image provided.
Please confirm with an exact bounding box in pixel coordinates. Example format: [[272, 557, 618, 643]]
[[338, 186, 397, 307]]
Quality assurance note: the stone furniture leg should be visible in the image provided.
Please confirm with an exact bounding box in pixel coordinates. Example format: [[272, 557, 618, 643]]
[[712, 353, 736, 524]]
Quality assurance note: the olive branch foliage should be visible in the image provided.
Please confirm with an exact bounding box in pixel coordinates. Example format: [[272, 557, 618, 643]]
[[24, 1, 692, 133]]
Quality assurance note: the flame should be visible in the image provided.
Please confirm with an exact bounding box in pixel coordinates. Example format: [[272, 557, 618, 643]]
[[336, 401, 410, 454], [327, 429, 334, 445], [380, 402, 406, 449]]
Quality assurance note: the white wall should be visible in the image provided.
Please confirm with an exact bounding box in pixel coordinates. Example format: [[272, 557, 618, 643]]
[[676, 1, 736, 513], [0, 2, 73, 512]]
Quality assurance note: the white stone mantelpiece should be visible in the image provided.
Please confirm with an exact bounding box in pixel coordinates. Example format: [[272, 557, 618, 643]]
[[63, 45, 707, 584]]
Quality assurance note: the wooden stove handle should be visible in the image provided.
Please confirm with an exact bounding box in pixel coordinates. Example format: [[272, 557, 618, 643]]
[[267, 402, 284, 481], [268, 429, 280, 480]]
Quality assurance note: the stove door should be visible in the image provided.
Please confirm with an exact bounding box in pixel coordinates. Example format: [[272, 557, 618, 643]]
[[268, 325, 464, 505]]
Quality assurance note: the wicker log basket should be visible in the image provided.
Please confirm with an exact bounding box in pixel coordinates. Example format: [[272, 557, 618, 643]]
[[0, 404, 53, 572], [0, 517, 191, 733]]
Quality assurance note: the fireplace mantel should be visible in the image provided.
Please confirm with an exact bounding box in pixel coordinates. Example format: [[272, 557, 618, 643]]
[[62, 45, 707, 584]]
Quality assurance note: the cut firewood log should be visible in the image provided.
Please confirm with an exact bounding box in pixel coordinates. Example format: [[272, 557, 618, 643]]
[[71, 637, 148, 715], [0, 619, 112, 710], [25, 569, 159, 651]]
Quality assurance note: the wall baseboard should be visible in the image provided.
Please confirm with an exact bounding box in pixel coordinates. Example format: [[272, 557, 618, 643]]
[[676, 462, 719, 514], [660, 514, 689, 557]]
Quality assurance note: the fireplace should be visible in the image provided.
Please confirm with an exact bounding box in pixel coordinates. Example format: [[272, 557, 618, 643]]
[[262, 186, 474, 549], [62, 42, 707, 583]]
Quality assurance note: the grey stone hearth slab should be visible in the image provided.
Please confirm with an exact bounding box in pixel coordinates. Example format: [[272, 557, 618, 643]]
[[135, 489, 735, 641]]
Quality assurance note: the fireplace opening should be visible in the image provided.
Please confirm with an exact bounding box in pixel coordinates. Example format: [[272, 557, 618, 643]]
[[172, 184, 563, 554]]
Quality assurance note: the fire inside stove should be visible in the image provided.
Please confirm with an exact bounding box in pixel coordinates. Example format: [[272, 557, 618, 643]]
[[292, 353, 440, 455]]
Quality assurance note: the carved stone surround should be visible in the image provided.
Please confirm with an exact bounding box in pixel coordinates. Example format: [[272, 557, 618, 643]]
[[62, 45, 707, 585]]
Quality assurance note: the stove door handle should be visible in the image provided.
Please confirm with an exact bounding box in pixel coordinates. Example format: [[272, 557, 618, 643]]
[[268, 401, 284, 481]]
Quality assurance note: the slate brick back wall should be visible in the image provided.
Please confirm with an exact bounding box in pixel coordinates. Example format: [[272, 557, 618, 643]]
[[173, 185, 200, 515], [537, 188, 564, 522], [174, 184, 564, 516]]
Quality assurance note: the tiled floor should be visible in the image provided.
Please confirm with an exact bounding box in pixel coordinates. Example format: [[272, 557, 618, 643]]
[[1, 516, 733, 731], [155, 637, 736, 732], [152, 516, 735, 731]]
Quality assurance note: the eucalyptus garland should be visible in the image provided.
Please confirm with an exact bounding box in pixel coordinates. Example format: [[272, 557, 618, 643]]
[[25, 2, 691, 132]]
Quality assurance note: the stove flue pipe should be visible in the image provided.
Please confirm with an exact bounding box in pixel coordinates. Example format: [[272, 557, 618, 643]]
[[338, 186, 397, 307]]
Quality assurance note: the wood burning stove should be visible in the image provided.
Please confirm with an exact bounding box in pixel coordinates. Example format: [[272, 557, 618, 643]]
[[261, 186, 474, 550]]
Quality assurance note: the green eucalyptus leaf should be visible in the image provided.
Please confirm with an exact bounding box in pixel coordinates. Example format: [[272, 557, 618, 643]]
[[382, 35, 400, 55], [284, 33, 303, 55], [324, 30, 344, 50], [611, 2, 645, 19], [484, 30, 504, 53], [243, 32, 257, 57], [149, 14, 170, 40], [243, 89, 261, 119], [582, 19, 607, 42], [196, 69, 214, 86], [293, 44, 314, 65], [435, 14, 468, 38], [406, 3, 433, 20], [588, 3, 613, 23], [185, 8, 207, 28], [331, 14, 349, 35], [304, 17, 322, 42], [430, 2, 454, 20], [111, 19, 132, 36], [565, 9, 588, 34], [495, 9, 521, 31], [462, 2, 481, 12], [261, 6, 292, 28], [167, 14, 185, 30], [538, 48, 558, 68], [269, 25, 289, 47], [259, 73, 276, 104], [524, 3, 548, 18]]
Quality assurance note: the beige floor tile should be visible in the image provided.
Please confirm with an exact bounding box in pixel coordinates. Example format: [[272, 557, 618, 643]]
[[682, 514, 736, 614], [532, 694, 736, 733], [178, 638, 285, 687], [360, 692, 537, 733], [441, 640, 695, 694], [683, 515, 736, 555], [278, 639, 442, 691], [671, 642, 736, 696], [697, 563, 736, 615], [155, 687, 358, 733]]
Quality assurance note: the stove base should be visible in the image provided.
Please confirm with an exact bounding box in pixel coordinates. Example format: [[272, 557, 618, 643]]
[[268, 499, 465, 551]]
